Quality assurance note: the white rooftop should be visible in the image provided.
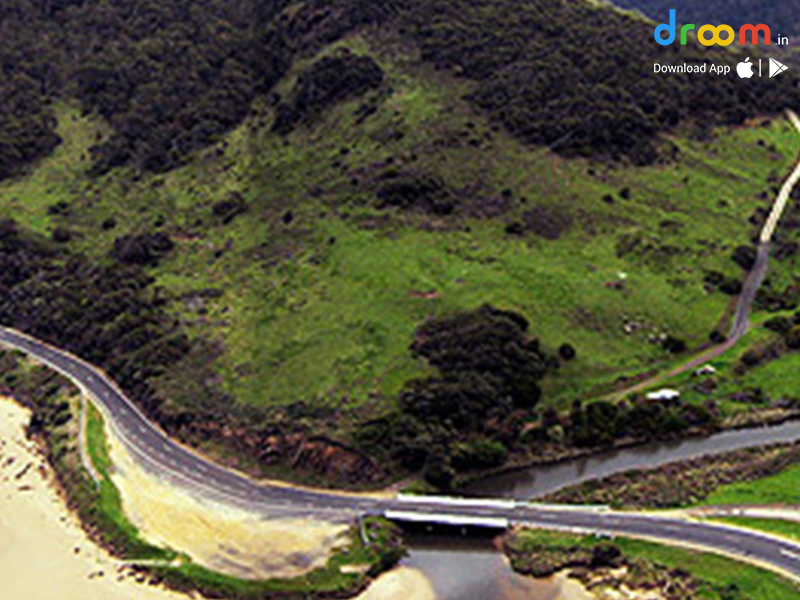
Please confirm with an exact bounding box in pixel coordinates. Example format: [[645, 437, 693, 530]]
[[645, 388, 681, 401]]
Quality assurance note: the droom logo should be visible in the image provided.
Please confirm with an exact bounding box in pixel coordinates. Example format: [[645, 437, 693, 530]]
[[655, 9, 771, 46]]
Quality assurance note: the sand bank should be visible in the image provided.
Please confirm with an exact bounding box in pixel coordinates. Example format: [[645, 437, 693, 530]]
[[107, 427, 350, 580], [352, 566, 436, 600], [0, 396, 185, 600], [555, 572, 597, 600]]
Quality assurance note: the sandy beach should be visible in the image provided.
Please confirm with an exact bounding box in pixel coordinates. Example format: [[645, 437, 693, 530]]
[[108, 425, 351, 580], [0, 393, 595, 600], [354, 566, 436, 600], [0, 394, 444, 600], [0, 396, 186, 600]]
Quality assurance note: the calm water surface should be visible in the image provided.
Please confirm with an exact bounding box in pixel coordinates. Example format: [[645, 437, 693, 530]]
[[407, 420, 800, 598], [403, 533, 576, 600], [466, 420, 800, 499]]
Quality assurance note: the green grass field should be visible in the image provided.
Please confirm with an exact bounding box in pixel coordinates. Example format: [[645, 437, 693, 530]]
[[2, 32, 800, 418], [512, 529, 800, 600], [617, 537, 800, 600], [701, 463, 800, 506]]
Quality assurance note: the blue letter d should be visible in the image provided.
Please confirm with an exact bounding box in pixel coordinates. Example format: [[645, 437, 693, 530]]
[[654, 9, 676, 45]]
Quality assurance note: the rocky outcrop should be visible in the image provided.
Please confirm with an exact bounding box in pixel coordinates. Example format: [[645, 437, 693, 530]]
[[287, 435, 385, 485], [175, 417, 386, 486]]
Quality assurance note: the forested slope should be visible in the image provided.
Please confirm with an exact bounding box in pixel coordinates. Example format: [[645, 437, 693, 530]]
[[2, 0, 800, 487], [1, 0, 798, 179]]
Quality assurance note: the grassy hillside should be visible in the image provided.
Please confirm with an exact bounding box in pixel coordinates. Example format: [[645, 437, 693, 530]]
[[4, 45, 798, 409], [3, 0, 800, 484]]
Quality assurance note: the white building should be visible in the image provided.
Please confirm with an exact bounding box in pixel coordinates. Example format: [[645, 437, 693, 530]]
[[645, 388, 681, 402]]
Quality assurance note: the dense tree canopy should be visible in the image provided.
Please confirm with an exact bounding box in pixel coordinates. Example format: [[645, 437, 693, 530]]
[[272, 51, 384, 134], [359, 304, 551, 486], [0, 4, 61, 179], [1, 0, 799, 177], [386, 0, 800, 164], [0, 220, 181, 377], [70, 0, 291, 174], [0, 0, 292, 176], [409, 304, 547, 409]]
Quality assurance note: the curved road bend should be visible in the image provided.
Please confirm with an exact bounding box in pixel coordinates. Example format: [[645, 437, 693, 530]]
[[1, 113, 800, 584], [4, 326, 800, 584], [614, 110, 800, 396]]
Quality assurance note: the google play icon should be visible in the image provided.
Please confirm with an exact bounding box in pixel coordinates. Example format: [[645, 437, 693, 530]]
[[769, 57, 789, 78]]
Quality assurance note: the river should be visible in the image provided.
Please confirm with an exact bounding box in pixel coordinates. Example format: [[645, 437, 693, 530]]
[[403, 531, 591, 600], [404, 419, 800, 599], [6, 389, 800, 599]]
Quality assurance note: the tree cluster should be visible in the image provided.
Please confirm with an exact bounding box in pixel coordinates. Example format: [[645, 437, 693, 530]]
[[111, 232, 175, 266], [407, 304, 547, 410], [0, 219, 215, 437], [704, 270, 743, 296], [0, 3, 61, 178], [272, 51, 384, 134], [375, 174, 455, 215], [731, 245, 758, 271], [763, 313, 800, 351], [69, 0, 291, 174], [212, 192, 249, 224], [358, 304, 550, 487], [0, 0, 293, 177], [754, 281, 800, 313], [384, 0, 800, 164], [566, 398, 716, 448]]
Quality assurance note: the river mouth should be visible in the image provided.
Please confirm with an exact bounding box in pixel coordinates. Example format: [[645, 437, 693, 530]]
[[405, 419, 800, 599], [402, 529, 588, 600]]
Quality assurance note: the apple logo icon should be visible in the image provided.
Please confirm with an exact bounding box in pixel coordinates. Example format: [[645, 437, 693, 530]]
[[737, 57, 754, 79]]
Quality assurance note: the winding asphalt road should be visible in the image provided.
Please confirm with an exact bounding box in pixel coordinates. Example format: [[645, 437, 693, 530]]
[[614, 110, 800, 396], [5, 325, 800, 584], [3, 112, 800, 586]]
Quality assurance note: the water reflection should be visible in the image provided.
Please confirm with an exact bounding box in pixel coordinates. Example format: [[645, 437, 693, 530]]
[[403, 530, 576, 600], [465, 420, 800, 499], [407, 420, 800, 598]]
